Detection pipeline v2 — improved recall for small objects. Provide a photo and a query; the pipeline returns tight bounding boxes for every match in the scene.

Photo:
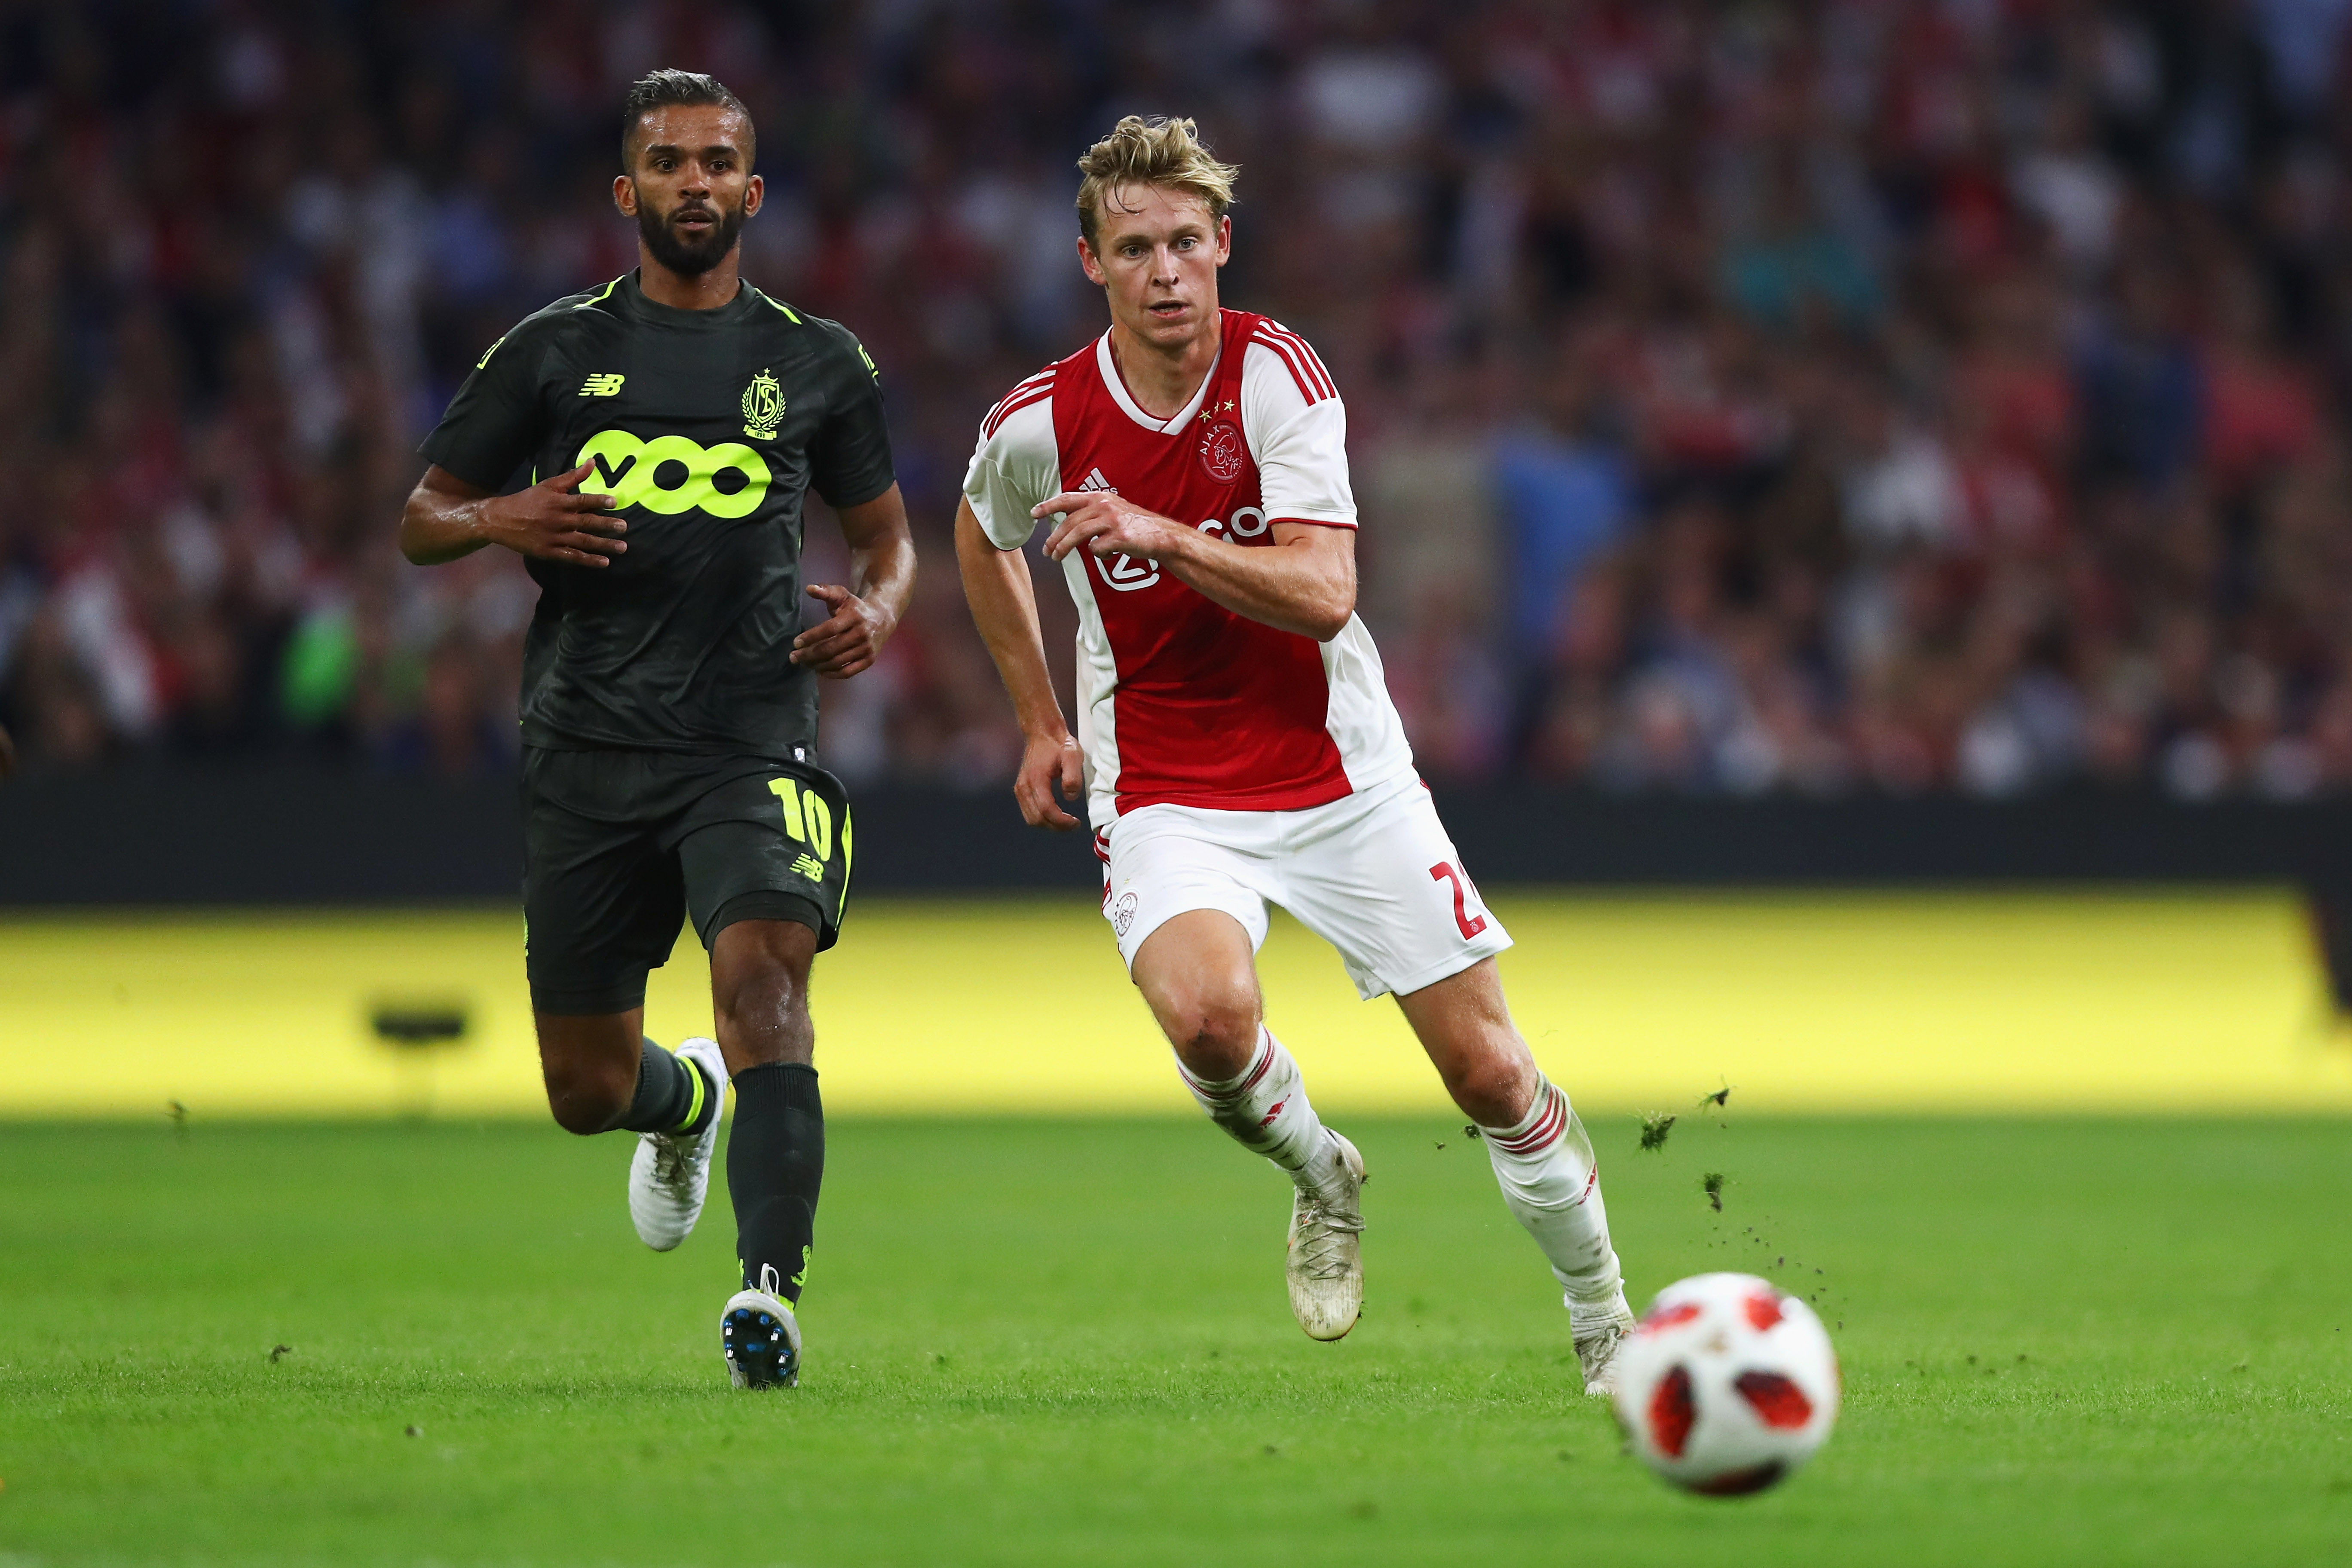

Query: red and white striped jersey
[964,309,1415,825]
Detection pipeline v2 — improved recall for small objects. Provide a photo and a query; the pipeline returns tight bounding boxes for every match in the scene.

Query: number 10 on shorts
[769,777,835,863]
[1429,861,1488,940]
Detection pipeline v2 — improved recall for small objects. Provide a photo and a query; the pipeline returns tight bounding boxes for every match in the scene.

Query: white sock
[1176,1026,1343,1193]
[1483,1076,1628,1336]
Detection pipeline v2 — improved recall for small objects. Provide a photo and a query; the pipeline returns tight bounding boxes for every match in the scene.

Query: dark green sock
[617,1038,714,1135]
[728,1063,823,1303]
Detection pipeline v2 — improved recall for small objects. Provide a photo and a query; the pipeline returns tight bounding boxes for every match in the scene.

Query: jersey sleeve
[417,322,551,491]
[960,386,1059,551]
[808,328,897,510]
[1240,337,1357,529]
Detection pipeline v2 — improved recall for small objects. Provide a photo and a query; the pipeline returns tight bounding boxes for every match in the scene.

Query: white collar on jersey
[1095,331,1222,434]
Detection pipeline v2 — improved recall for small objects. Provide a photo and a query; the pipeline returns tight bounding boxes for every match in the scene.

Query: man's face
[615,104,763,276]
[1078,184,1229,350]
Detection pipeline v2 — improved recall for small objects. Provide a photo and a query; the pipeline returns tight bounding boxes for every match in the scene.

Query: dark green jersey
[418,271,894,758]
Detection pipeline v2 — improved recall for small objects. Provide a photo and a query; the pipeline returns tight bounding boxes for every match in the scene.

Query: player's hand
[1014,730,1085,831]
[1035,492,1193,565]
[791,583,893,679]
[480,463,627,568]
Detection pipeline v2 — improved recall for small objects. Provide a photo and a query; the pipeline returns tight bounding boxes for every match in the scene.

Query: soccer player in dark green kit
[398,70,913,1389]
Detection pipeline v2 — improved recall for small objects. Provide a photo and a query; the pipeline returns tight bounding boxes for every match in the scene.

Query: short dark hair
[620,69,754,172]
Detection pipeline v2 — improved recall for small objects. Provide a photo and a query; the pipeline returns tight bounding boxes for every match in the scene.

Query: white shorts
[1101,775,1513,1001]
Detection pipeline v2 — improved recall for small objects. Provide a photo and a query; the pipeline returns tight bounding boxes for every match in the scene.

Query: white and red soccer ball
[1611,1272,1841,1496]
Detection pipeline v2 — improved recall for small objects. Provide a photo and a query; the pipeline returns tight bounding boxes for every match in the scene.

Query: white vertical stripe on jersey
[1063,547,1127,827]
[1318,615,1415,795]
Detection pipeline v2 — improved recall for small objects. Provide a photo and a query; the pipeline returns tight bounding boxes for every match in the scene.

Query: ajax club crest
[741,368,785,441]
[1199,418,1245,483]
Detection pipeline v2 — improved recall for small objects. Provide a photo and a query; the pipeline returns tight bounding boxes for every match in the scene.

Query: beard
[637,196,744,276]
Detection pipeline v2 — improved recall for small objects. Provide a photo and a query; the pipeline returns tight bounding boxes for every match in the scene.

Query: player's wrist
[1020,720,1072,749]
[1149,513,1204,566]
[470,496,518,552]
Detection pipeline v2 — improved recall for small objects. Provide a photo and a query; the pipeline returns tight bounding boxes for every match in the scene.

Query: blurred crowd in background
[5,0,2352,798]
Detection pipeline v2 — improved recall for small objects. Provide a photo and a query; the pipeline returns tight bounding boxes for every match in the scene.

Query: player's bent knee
[541,1055,634,1136]
[1446,1048,1537,1128]
[1158,989,1261,1075]
[532,1011,645,1135]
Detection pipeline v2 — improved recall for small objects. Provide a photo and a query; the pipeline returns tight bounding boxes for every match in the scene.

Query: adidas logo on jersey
[1069,468,1157,591]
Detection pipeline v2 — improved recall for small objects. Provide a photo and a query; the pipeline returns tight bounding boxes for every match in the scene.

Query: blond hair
[1074,115,1239,250]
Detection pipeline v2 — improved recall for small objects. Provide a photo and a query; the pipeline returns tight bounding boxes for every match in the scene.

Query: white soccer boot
[1286,1130,1366,1341]
[627,1036,725,1252]
[1573,1297,1637,1397]
[723,1267,802,1389]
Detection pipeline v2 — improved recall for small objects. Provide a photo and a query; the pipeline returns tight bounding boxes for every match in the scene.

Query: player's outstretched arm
[956,498,1084,831]
[398,464,626,568]
[1033,491,1357,641]
[792,484,915,680]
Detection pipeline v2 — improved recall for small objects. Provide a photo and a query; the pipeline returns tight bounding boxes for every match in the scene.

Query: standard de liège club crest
[741,368,784,441]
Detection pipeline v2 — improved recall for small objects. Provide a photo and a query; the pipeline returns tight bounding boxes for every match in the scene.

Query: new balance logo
[1076,467,1113,493]
[579,374,626,397]
[790,853,825,883]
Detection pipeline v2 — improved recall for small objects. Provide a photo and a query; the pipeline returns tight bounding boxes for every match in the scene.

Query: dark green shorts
[521,746,853,1016]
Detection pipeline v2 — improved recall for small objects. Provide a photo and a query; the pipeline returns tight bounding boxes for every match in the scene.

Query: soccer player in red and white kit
[956,117,1636,1392]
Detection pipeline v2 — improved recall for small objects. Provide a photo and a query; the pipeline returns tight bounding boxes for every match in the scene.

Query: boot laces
[1292,1197,1363,1282]
[1575,1322,1627,1382]
[650,1131,692,1187]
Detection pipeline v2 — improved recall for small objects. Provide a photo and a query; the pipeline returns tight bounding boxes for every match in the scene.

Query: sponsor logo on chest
[1068,449,1271,596]
[577,429,772,518]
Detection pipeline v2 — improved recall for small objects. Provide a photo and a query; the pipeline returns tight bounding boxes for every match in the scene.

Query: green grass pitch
[2,1115,2346,1566]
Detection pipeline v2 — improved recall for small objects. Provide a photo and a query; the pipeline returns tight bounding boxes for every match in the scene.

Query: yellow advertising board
[1,891,2346,1118]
